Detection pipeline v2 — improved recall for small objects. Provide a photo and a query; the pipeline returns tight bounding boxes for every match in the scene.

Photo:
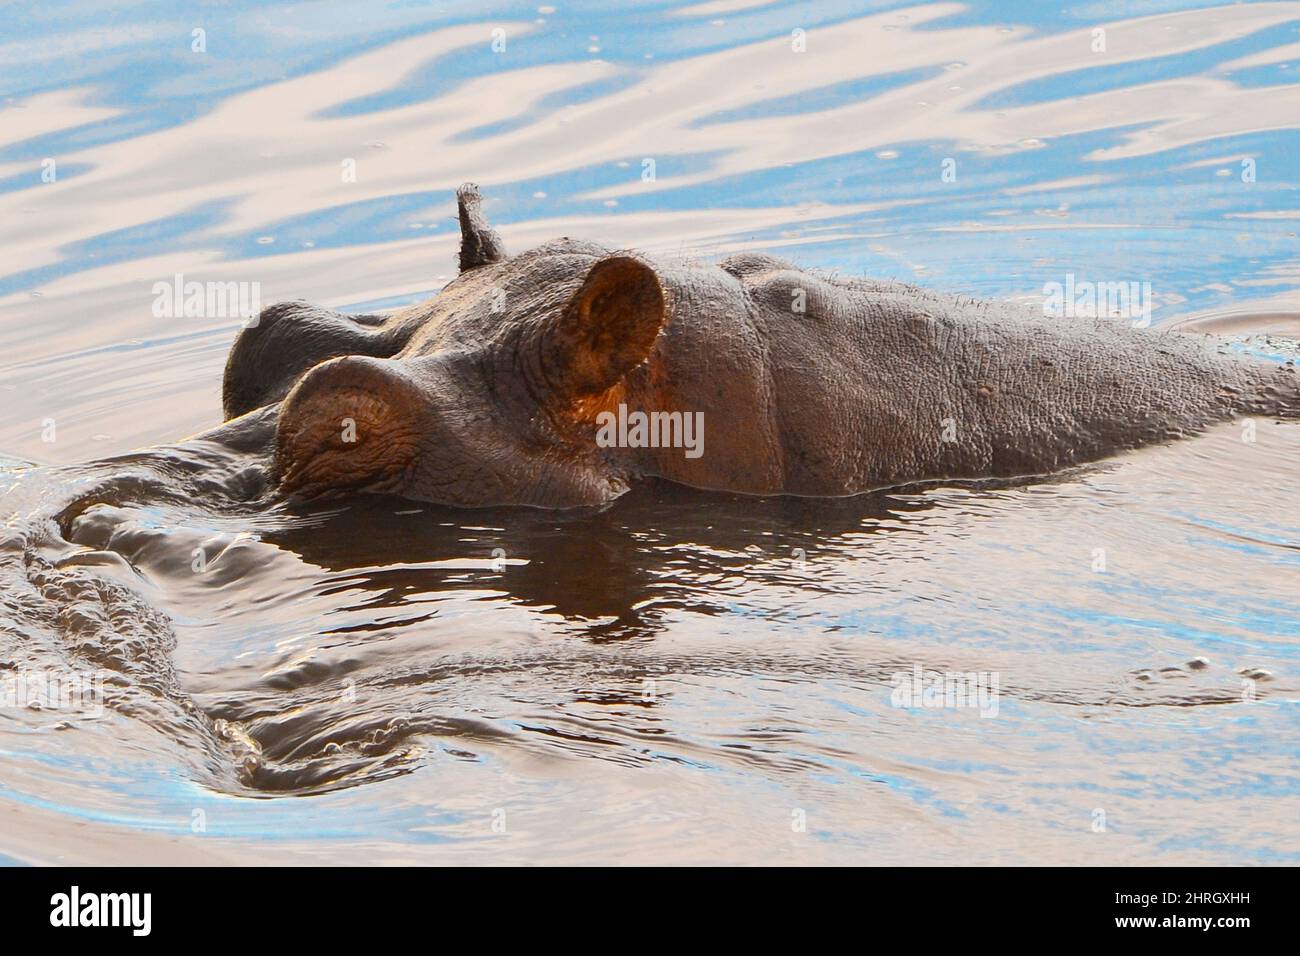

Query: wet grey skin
[218,183,1300,509]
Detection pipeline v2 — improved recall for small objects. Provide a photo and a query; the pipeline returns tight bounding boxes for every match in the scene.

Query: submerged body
[220,184,1299,508]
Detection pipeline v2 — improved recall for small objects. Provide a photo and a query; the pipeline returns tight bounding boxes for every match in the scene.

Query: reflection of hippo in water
[220,183,1300,508]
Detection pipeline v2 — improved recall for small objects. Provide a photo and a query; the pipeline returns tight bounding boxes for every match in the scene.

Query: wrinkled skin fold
[214,182,1300,509]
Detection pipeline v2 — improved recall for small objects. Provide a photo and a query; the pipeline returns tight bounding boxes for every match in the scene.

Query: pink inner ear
[553,255,666,398]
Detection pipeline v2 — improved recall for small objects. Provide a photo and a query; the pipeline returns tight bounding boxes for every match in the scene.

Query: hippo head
[259,187,668,508]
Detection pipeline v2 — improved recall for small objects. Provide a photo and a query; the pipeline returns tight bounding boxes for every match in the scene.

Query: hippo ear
[544,255,666,399]
[457,183,506,272]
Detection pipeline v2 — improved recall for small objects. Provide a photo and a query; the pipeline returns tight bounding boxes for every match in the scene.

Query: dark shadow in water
[261,478,943,641]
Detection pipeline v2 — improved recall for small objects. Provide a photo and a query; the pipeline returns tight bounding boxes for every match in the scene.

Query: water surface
[1,0,1298,864]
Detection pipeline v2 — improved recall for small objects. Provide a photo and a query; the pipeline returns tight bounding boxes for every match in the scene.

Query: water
[2,1,1298,864]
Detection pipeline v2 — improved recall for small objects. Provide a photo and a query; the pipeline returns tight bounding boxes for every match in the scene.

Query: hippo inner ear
[545,255,666,399]
[457,182,506,272]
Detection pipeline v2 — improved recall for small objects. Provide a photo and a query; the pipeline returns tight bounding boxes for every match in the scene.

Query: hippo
[219,183,1300,509]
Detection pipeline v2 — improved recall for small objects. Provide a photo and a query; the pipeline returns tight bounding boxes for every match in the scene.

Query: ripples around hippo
[1,383,1296,863]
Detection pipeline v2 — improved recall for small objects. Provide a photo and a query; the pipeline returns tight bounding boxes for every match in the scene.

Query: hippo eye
[274,355,424,499]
